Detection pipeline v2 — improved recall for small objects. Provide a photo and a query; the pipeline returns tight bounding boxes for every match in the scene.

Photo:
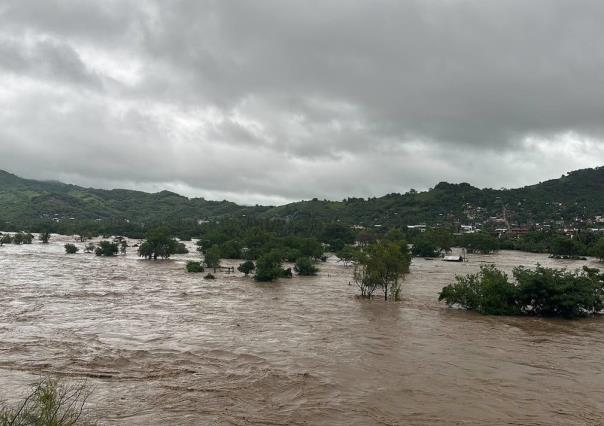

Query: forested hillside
[2,167,604,233]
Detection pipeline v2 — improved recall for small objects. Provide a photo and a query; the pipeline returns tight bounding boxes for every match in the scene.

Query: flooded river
[1,235,604,424]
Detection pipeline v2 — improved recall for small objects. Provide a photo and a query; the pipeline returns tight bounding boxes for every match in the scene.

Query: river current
[1,235,603,424]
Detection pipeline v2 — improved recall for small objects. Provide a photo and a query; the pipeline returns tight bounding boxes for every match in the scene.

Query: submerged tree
[95,240,118,256]
[138,228,178,260]
[64,243,79,254]
[294,257,319,276]
[39,232,51,244]
[186,261,204,273]
[237,260,255,276]
[204,245,221,271]
[255,250,284,282]
[353,240,411,300]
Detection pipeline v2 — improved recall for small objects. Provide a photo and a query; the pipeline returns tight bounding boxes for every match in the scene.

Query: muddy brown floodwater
[2,235,604,425]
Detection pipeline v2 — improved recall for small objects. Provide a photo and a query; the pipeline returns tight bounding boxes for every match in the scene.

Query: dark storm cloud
[1,0,604,204]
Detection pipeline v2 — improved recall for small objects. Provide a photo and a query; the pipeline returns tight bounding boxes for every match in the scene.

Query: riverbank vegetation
[0,378,94,426]
[439,265,604,318]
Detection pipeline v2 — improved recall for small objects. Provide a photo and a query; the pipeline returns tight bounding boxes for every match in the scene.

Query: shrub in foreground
[0,377,94,426]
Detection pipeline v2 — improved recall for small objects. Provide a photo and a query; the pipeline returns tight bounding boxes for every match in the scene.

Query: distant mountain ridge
[1,167,604,228]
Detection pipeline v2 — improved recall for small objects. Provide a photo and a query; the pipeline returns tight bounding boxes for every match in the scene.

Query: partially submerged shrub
[95,241,118,257]
[439,265,519,315]
[294,257,319,276]
[0,377,94,426]
[64,243,79,254]
[439,264,604,318]
[204,273,216,280]
[237,260,255,276]
[186,261,204,273]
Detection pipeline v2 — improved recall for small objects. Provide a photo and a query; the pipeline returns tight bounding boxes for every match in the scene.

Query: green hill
[2,167,604,231]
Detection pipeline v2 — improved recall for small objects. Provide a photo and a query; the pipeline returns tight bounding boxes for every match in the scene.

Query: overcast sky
[1,1,604,205]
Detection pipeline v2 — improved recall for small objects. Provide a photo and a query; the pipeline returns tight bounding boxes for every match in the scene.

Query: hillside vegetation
[2,167,604,232]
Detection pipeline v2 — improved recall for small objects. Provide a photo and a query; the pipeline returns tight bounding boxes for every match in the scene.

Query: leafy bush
[203,245,221,270]
[439,265,519,315]
[12,232,34,245]
[439,264,604,318]
[458,232,499,254]
[294,257,319,276]
[237,260,255,276]
[186,261,204,273]
[137,228,179,260]
[254,250,284,282]
[515,266,604,318]
[411,238,440,257]
[95,240,118,256]
[64,243,79,254]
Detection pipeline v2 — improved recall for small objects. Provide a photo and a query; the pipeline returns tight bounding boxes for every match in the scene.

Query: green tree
[0,233,12,245]
[64,243,79,254]
[515,265,604,318]
[592,237,604,261]
[95,240,118,256]
[39,232,51,244]
[460,232,499,254]
[137,228,178,260]
[439,265,519,315]
[336,245,358,266]
[353,240,411,300]
[549,236,580,257]
[294,257,319,276]
[255,250,284,282]
[204,245,221,271]
[411,236,440,257]
[238,260,255,276]
[186,261,204,273]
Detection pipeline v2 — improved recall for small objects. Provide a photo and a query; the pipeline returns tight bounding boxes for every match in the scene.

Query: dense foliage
[255,250,288,282]
[64,243,79,254]
[439,265,604,318]
[95,241,118,257]
[138,228,180,260]
[237,260,255,276]
[186,261,204,273]
[294,257,319,276]
[5,166,604,239]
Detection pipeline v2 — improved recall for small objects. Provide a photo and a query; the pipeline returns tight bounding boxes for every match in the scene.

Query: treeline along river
[1,235,603,424]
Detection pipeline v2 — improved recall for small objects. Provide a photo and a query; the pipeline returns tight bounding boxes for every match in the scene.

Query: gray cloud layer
[1,0,603,204]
